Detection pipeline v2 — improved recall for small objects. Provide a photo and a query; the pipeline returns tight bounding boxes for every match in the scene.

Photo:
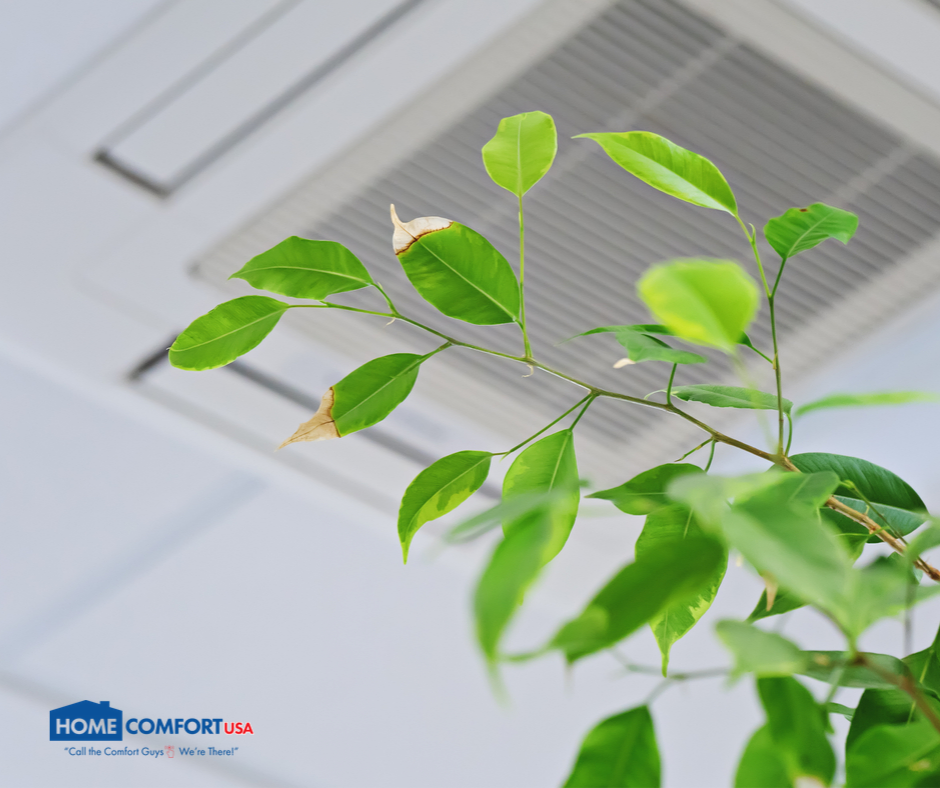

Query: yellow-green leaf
[482,111,557,197]
[638,259,759,352]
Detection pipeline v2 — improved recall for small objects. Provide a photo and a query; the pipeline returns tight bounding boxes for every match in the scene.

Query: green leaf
[907,621,940,698]
[481,111,557,197]
[444,491,567,544]
[334,353,424,435]
[747,588,807,623]
[847,689,929,752]
[169,296,289,371]
[588,463,704,515]
[502,430,579,564]
[667,472,795,526]
[738,332,771,361]
[636,504,727,673]
[576,130,737,214]
[846,720,940,787]
[734,725,792,788]
[669,384,791,413]
[563,706,661,788]
[398,451,492,562]
[757,676,836,785]
[669,470,838,529]
[228,237,373,299]
[764,203,858,260]
[568,326,706,365]
[846,556,940,637]
[799,651,906,690]
[550,535,725,663]
[727,478,926,639]
[637,259,759,352]
[716,621,808,679]
[391,210,519,325]
[907,522,940,563]
[722,489,852,620]
[832,497,927,542]
[795,391,939,419]
[827,702,855,720]
[474,507,553,663]
[790,452,926,515]
[573,323,765,358]
[790,452,927,542]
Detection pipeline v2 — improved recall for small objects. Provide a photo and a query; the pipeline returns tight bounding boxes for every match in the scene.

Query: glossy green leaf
[331,353,424,436]
[757,676,836,785]
[638,259,759,352]
[716,621,807,679]
[229,237,373,299]
[576,130,737,214]
[795,391,939,419]
[569,326,706,365]
[563,706,660,788]
[636,504,727,673]
[791,452,927,543]
[764,203,858,260]
[474,507,553,663]
[734,725,792,788]
[392,213,520,325]
[799,651,906,690]
[169,296,289,371]
[588,463,703,515]
[502,430,579,564]
[669,384,791,413]
[790,452,925,514]
[846,719,940,787]
[832,496,926,542]
[550,535,725,663]
[398,451,492,562]
[482,111,557,197]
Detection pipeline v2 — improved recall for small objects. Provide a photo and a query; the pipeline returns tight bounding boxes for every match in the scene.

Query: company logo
[49,701,253,742]
[50,701,123,741]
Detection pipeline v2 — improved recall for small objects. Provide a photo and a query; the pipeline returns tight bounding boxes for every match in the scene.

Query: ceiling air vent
[192,0,940,485]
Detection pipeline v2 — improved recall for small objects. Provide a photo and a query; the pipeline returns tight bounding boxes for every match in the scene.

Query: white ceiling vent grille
[194,0,940,483]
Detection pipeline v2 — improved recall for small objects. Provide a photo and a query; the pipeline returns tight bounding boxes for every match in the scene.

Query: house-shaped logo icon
[50,701,122,741]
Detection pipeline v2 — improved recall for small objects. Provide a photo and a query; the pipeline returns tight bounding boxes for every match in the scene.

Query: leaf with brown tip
[278,388,339,448]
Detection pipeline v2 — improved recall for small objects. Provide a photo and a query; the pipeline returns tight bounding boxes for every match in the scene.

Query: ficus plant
[170,109,940,786]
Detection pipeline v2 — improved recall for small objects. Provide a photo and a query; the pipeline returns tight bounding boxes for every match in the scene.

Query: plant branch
[736,216,785,455]
[611,651,728,681]
[500,394,592,456]
[305,301,940,579]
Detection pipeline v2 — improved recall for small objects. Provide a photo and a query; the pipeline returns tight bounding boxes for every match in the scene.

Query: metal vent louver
[195,0,940,485]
